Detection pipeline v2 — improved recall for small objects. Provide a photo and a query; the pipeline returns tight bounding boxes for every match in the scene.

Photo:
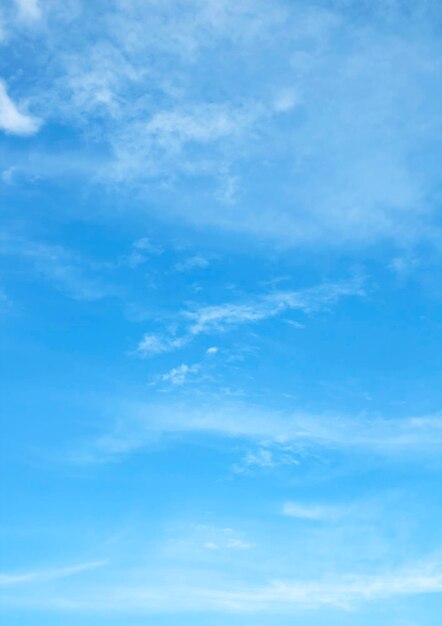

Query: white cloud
[0,560,107,587]
[160,363,200,386]
[206,346,218,355]
[282,502,340,521]
[137,279,363,355]
[273,90,299,113]
[187,280,363,336]
[0,235,115,301]
[137,334,188,356]
[146,107,249,143]
[87,399,442,465]
[51,3,442,245]
[1,166,17,184]
[168,523,254,558]
[0,79,41,136]
[14,0,41,23]
[202,526,254,553]
[225,538,254,550]
[5,1,441,246]
[0,289,10,309]
[234,446,300,473]
[175,256,210,272]
[5,561,442,613]
[123,237,163,267]
[108,101,262,181]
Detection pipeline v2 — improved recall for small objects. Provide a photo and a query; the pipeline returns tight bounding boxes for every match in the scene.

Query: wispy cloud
[122,238,163,268]
[160,363,201,386]
[282,501,341,521]
[0,79,41,136]
[170,523,255,555]
[0,235,116,301]
[10,0,441,245]
[137,334,187,356]
[137,278,363,356]
[0,560,107,587]
[4,561,442,613]
[174,255,210,272]
[85,399,442,464]
[146,105,255,143]
[234,445,300,473]
[14,0,41,23]
[0,288,11,310]
[186,281,362,335]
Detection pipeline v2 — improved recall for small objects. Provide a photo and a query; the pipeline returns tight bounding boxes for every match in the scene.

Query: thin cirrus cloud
[3,561,442,613]
[282,502,341,521]
[174,255,210,273]
[137,279,364,356]
[0,235,116,301]
[85,398,442,465]
[0,560,107,587]
[4,1,442,245]
[0,79,41,136]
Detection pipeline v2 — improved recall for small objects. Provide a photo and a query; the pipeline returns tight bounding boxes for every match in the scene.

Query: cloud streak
[3,561,442,613]
[137,278,364,355]
[82,396,442,466]
[0,79,41,136]
[282,502,341,521]
[0,560,107,587]
[0,235,116,301]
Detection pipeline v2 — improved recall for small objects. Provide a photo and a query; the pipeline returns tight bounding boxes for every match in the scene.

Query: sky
[1,0,442,624]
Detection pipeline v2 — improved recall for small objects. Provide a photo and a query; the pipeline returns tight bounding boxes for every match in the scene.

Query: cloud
[86,398,442,465]
[234,446,300,473]
[14,0,440,246]
[123,238,163,268]
[273,89,299,113]
[137,278,363,355]
[1,166,17,184]
[4,561,442,613]
[160,363,200,386]
[225,538,254,550]
[0,79,41,136]
[180,524,254,554]
[175,256,210,272]
[107,101,262,183]
[66,393,442,472]
[186,282,360,335]
[0,20,6,44]
[145,106,253,143]
[14,0,41,23]
[137,334,187,356]
[0,0,438,245]
[0,288,11,309]
[0,560,107,587]
[282,502,341,521]
[0,235,116,301]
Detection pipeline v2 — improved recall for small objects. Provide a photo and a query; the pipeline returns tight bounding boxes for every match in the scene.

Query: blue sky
[2,0,442,624]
